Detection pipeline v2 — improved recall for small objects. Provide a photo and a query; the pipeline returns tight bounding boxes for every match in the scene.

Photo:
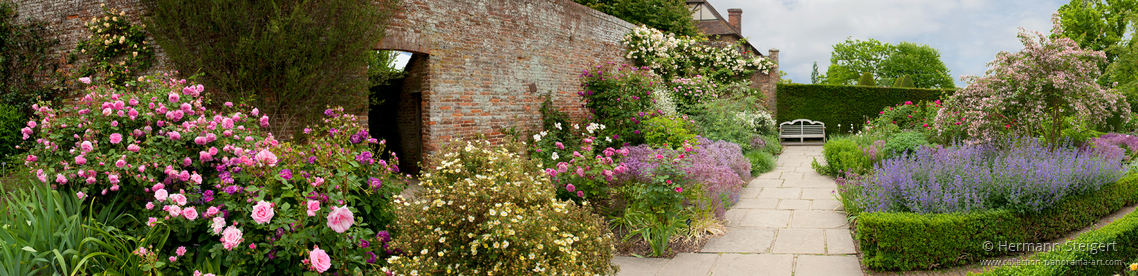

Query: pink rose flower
[182,207,199,220]
[309,245,331,273]
[176,246,187,256]
[78,77,91,84]
[170,194,188,206]
[55,174,67,184]
[167,205,182,218]
[147,217,158,227]
[109,133,123,144]
[109,174,120,184]
[254,149,278,167]
[326,205,354,233]
[154,188,168,202]
[127,144,140,152]
[168,93,180,103]
[145,202,154,210]
[211,217,225,234]
[168,131,181,140]
[205,206,219,217]
[77,191,86,200]
[251,201,274,224]
[311,177,324,187]
[221,226,243,250]
[75,155,87,165]
[307,200,320,217]
[115,159,126,168]
[80,141,93,152]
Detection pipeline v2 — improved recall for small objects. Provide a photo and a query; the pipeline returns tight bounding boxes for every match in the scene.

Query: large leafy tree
[1054,0,1136,66]
[575,0,700,37]
[144,0,398,137]
[877,42,955,89]
[935,28,1129,144]
[824,38,890,85]
[825,38,953,88]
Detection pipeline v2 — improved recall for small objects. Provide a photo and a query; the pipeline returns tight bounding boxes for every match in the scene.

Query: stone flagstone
[612,146,863,276]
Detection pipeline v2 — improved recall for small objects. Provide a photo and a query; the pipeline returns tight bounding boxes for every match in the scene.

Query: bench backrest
[779,119,825,131]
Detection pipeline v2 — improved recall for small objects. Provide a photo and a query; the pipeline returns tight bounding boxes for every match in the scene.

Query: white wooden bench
[779,119,826,142]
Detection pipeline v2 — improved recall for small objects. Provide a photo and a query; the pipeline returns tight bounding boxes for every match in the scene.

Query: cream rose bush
[20,74,408,275]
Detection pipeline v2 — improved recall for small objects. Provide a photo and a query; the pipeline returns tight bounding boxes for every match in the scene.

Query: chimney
[728,8,742,33]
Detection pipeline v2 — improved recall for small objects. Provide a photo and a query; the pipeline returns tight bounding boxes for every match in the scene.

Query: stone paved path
[612,146,864,276]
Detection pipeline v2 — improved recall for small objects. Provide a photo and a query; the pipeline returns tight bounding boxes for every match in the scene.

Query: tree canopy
[575,0,701,37]
[144,0,398,137]
[824,38,954,89]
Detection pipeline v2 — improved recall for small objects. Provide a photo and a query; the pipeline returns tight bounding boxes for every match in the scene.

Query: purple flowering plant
[843,137,1126,215]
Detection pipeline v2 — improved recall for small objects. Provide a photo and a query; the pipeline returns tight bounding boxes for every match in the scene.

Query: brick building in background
[686,0,780,114]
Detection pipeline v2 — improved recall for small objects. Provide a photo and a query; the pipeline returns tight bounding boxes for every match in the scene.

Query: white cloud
[709,0,1066,86]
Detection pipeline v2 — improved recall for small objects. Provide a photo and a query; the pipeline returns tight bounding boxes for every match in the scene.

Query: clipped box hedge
[978,205,1138,275]
[857,174,1138,271]
[775,84,949,135]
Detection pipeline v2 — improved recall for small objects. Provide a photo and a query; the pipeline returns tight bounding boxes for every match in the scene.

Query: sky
[710,0,1069,87]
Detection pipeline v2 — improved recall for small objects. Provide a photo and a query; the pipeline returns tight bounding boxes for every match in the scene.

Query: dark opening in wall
[370,51,424,175]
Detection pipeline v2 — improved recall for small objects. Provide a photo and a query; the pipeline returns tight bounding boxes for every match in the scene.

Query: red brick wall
[14,0,175,76]
[375,0,638,163]
[18,0,779,168]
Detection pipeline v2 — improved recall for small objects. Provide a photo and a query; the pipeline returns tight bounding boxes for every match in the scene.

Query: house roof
[686,0,738,37]
[686,0,762,57]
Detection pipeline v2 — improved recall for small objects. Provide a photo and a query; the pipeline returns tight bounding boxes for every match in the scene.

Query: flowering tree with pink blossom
[935,24,1130,144]
[19,74,407,274]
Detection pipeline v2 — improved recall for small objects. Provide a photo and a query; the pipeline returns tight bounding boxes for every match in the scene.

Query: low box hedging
[857,174,1138,271]
[979,205,1138,275]
[775,84,948,135]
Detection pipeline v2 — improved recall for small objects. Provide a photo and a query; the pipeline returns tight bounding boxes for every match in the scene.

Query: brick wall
[17,0,779,169]
[375,0,640,165]
[14,0,174,76]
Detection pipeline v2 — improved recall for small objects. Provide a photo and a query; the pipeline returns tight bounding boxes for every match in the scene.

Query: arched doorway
[370,50,427,175]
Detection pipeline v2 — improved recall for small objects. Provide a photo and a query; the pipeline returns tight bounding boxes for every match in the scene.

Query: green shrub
[0,103,24,162]
[814,138,873,176]
[858,72,876,86]
[882,131,928,159]
[579,63,660,148]
[756,134,782,155]
[979,206,1138,275]
[385,140,616,275]
[776,83,948,136]
[694,99,753,146]
[643,115,698,149]
[745,150,776,175]
[857,174,1138,271]
[146,0,398,137]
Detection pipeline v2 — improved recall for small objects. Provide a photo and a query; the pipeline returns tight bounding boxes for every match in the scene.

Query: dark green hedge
[857,174,1138,271]
[776,84,949,135]
[978,206,1138,275]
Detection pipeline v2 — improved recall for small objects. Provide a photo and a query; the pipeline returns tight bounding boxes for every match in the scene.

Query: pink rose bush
[19,74,408,274]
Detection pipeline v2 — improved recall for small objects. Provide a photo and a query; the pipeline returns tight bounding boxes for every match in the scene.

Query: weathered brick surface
[17,0,779,169]
[375,0,640,163]
[15,0,174,75]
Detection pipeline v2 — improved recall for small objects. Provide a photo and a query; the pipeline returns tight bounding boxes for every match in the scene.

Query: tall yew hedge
[776,84,950,135]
